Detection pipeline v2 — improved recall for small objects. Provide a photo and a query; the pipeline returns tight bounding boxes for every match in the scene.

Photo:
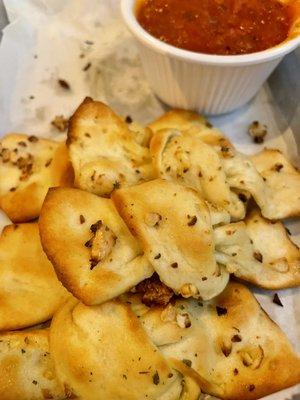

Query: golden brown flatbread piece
[132,282,300,400]
[67,98,153,197]
[113,179,229,300]
[50,297,190,400]
[39,187,153,305]
[0,134,73,222]
[0,329,64,400]
[0,223,69,331]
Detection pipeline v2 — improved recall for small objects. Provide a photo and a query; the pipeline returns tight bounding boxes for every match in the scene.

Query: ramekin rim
[121,0,300,67]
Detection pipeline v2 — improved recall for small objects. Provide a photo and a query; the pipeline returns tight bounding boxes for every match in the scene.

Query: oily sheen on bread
[0,329,64,400]
[0,223,69,331]
[67,97,153,197]
[39,187,153,305]
[113,179,229,300]
[50,297,192,400]
[0,134,73,222]
[130,282,300,400]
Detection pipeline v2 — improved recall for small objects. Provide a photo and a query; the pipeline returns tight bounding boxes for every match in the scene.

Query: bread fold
[39,187,153,305]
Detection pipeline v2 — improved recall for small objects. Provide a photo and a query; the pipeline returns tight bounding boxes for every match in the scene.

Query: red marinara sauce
[136,0,294,55]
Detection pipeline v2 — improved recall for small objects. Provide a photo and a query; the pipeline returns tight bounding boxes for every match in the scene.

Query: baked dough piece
[39,187,153,305]
[0,329,64,400]
[113,179,229,300]
[150,129,247,220]
[150,110,300,220]
[240,208,300,288]
[0,223,69,331]
[221,148,300,220]
[0,134,72,222]
[214,215,300,288]
[67,98,153,197]
[134,282,300,400]
[50,297,191,400]
[251,148,300,219]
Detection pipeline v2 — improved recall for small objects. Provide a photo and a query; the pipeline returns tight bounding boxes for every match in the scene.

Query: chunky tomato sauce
[136,0,293,55]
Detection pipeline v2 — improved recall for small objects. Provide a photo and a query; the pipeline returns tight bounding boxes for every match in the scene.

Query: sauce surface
[136,0,293,55]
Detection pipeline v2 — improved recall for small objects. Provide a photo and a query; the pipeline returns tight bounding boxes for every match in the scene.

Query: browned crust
[67,97,93,146]
[148,109,208,131]
[39,188,95,304]
[0,182,43,223]
[39,187,150,306]
[0,222,69,330]
[67,97,125,146]
[40,189,73,276]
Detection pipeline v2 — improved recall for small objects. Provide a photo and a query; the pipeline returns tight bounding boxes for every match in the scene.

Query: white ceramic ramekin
[121,0,300,115]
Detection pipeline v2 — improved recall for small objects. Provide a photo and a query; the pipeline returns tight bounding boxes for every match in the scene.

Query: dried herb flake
[182,359,192,367]
[187,216,198,226]
[253,252,263,263]
[231,334,242,342]
[58,79,70,90]
[83,62,92,71]
[152,371,160,385]
[273,293,283,307]
[28,135,38,143]
[216,306,227,316]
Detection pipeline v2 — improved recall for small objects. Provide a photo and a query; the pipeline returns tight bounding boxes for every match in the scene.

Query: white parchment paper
[0,1,299,398]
